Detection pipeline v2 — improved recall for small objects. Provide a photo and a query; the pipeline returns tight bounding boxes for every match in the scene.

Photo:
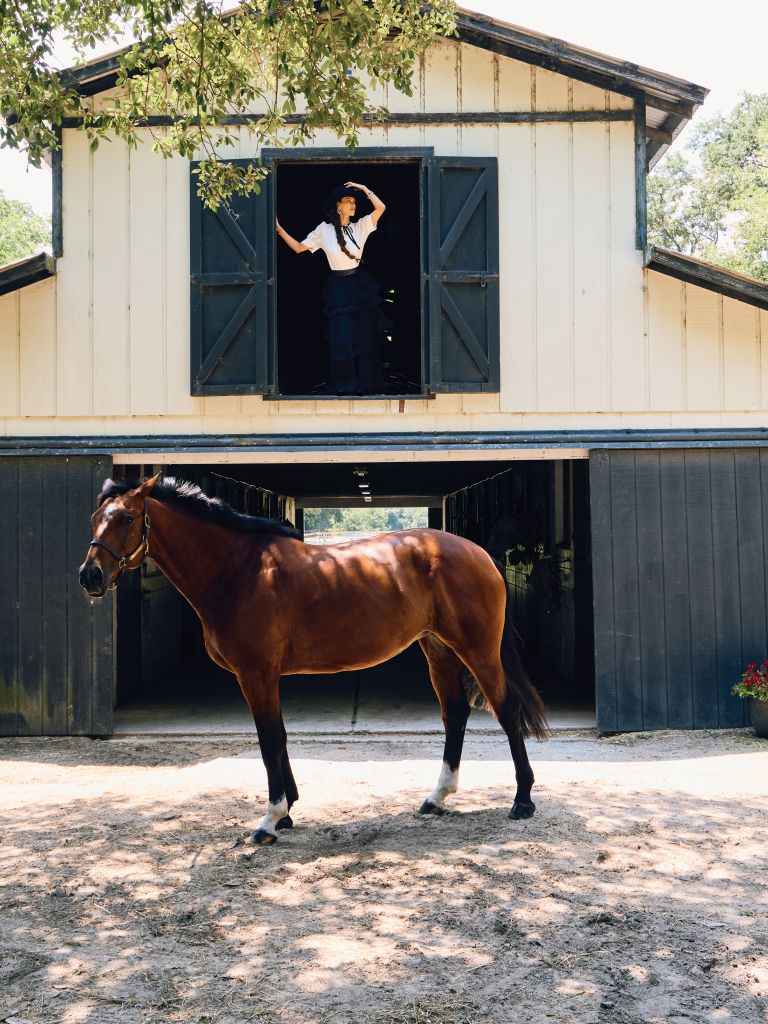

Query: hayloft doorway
[274,160,423,397]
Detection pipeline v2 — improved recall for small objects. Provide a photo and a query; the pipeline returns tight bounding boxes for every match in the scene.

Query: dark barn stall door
[590,449,763,732]
[0,456,114,737]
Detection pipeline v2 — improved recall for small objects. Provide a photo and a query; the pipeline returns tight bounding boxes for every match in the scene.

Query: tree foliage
[304,505,428,534]
[0,0,456,207]
[649,94,768,281]
[0,188,52,263]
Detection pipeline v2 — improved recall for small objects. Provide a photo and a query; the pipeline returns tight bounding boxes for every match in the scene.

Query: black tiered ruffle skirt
[321,268,392,394]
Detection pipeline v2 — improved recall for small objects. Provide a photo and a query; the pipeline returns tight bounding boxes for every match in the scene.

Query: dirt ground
[1,728,767,1024]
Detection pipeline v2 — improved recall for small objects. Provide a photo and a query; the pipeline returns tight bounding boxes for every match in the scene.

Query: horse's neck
[145,500,252,610]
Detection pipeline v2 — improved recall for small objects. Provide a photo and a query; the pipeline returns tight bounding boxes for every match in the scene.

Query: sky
[2,0,767,217]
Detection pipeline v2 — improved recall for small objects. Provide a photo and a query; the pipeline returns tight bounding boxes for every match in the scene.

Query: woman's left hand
[344,181,368,193]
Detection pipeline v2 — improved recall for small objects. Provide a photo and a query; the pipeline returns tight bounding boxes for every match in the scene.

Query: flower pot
[747,697,768,738]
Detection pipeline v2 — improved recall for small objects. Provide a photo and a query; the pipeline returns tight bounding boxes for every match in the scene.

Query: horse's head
[79,474,160,597]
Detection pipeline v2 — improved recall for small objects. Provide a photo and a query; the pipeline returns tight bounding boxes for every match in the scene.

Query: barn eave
[0,251,56,297]
[644,246,768,312]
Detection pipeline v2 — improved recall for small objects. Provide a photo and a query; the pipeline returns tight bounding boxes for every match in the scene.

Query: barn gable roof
[59,7,707,169]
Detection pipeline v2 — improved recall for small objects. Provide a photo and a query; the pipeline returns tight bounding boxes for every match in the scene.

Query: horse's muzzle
[79,560,108,598]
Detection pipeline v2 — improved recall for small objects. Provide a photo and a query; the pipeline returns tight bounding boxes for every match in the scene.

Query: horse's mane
[97,476,301,539]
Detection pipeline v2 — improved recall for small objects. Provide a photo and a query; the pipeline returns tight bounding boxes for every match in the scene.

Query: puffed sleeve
[352,213,377,247]
[301,223,324,253]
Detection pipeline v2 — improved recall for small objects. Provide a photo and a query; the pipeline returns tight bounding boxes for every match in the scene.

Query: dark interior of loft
[274,161,422,397]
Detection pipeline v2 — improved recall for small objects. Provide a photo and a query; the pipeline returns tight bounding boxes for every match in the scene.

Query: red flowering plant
[732,661,768,702]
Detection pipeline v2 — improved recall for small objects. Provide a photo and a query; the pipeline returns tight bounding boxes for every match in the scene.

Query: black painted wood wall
[0,456,114,736]
[590,449,755,732]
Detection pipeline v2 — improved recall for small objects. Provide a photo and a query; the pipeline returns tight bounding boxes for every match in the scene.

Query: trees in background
[304,507,428,535]
[648,94,768,281]
[0,189,51,263]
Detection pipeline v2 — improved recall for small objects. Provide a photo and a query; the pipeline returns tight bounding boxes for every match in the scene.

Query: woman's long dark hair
[330,209,361,263]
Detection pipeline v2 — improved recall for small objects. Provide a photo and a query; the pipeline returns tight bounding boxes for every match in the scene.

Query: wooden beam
[61,109,634,130]
[634,100,647,250]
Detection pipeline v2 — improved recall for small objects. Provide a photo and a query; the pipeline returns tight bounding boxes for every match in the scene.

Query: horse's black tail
[492,558,551,741]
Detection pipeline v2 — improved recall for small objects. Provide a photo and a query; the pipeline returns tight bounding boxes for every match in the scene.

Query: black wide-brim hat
[322,184,369,222]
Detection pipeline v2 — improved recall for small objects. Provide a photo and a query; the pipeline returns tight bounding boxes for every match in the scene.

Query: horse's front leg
[238,672,296,846]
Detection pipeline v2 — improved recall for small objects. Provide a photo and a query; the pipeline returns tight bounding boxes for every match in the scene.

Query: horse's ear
[130,473,162,500]
[96,477,118,506]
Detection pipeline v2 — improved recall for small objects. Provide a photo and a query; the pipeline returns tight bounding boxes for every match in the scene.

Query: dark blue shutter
[427,156,500,392]
[190,161,270,395]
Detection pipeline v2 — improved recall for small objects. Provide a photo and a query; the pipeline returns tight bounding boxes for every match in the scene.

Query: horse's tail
[490,557,550,741]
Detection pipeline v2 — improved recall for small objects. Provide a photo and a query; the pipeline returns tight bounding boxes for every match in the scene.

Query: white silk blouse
[301,214,377,270]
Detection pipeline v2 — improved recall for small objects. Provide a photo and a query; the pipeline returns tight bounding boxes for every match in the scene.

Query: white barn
[2,9,767,737]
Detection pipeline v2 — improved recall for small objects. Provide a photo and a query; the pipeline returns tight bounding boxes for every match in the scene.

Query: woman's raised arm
[344,182,386,226]
[276,218,309,253]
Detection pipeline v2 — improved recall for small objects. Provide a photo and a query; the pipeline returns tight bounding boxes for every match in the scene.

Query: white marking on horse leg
[257,796,288,837]
[427,762,460,810]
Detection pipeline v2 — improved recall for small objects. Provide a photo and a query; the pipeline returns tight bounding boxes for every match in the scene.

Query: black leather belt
[334,267,359,276]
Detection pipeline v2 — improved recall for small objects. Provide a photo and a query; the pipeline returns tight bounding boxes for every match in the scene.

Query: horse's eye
[125,516,135,525]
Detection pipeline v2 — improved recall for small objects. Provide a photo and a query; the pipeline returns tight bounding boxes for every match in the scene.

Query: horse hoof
[419,800,445,816]
[509,800,536,820]
[251,829,278,846]
[276,815,293,831]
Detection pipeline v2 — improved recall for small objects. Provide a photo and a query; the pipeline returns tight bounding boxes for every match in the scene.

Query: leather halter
[89,508,151,590]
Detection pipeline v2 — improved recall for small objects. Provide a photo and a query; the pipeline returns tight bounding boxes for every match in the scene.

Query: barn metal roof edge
[4,428,768,458]
[0,251,56,297]
[644,246,768,311]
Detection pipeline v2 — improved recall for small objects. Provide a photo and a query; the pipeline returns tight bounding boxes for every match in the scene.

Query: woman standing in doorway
[276,181,388,395]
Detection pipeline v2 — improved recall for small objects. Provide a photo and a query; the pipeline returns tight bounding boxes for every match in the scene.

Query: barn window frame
[190,146,500,398]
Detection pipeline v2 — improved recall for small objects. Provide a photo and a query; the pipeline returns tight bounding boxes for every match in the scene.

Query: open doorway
[274,161,423,396]
[111,457,595,734]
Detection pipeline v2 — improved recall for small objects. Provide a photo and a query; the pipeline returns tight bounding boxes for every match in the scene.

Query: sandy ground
[1,729,767,1024]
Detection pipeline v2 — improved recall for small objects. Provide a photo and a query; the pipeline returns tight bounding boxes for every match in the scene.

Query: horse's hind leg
[238,672,296,846]
[418,635,471,816]
[451,649,536,820]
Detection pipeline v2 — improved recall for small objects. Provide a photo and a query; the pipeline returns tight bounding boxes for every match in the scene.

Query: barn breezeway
[109,451,596,737]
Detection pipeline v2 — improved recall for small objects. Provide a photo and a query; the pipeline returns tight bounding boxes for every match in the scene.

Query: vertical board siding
[683,286,721,410]
[534,125,573,410]
[0,456,114,737]
[722,298,760,409]
[658,452,694,728]
[17,459,44,735]
[165,153,199,417]
[608,453,643,729]
[710,453,742,727]
[572,122,610,410]
[0,460,19,734]
[57,129,92,416]
[19,279,56,416]
[634,452,668,727]
[684,451,720,727]
[129,138,167,415]
[0,291,20,417]
[589,452,618,730]
[92,134,130,415]
[591,449,750,732]
[646,272,685,409]
[41,458,70,734]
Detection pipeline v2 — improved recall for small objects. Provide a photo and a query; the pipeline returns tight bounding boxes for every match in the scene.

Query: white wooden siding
[2,38,766,438]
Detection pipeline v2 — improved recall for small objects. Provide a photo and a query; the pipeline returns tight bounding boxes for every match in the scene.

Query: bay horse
[79,475,549,845]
